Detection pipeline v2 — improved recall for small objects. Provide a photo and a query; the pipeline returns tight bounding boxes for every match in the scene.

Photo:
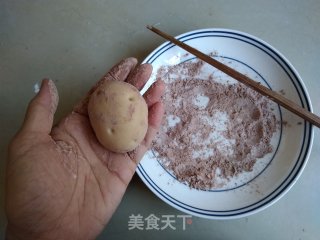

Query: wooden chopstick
[147,25,320,128]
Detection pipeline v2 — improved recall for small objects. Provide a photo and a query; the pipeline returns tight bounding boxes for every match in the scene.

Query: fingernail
[47,79,59,114]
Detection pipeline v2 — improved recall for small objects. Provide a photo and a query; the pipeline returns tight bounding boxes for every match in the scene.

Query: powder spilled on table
[153,57,278,190]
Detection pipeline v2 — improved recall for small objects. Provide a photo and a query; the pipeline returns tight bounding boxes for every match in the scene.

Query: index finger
[73,57,138,115]
[126,63,153,90]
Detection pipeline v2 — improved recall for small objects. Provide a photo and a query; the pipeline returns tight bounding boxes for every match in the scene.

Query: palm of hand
[6,58,164,240]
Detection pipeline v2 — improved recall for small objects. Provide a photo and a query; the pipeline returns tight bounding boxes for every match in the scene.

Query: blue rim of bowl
[137,29,314,219]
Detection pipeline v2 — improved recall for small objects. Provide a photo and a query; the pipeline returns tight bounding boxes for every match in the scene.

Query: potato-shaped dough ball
[88,80,148,153]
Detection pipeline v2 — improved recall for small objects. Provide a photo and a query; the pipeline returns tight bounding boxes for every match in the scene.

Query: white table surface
[0,0,319,239]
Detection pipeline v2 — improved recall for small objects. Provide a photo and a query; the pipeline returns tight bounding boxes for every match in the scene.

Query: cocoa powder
[153,58,277,190]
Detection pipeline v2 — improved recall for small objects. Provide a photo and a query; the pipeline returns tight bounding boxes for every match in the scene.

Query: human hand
[5,58,164,240]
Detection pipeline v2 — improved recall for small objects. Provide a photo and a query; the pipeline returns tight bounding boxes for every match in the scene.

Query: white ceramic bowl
[137,29,314,219]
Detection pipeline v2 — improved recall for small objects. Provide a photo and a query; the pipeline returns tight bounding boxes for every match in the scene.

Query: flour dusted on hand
[153,57,278,190]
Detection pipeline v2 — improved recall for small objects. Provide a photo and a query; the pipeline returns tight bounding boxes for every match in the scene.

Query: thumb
[21,79,59,135]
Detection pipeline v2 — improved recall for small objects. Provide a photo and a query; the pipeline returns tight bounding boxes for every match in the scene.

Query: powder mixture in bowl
[153,56,278,190]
